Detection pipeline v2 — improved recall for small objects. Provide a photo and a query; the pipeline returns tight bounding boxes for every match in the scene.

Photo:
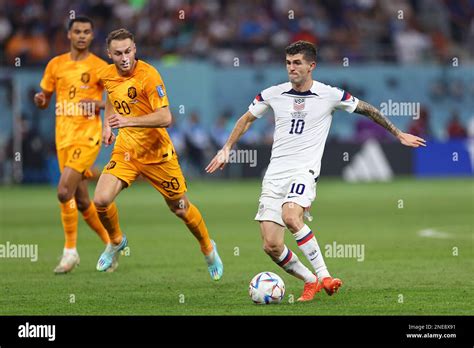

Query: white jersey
[248,80,359,180]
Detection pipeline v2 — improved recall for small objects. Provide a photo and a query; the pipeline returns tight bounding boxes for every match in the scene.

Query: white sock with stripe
[275,245,316,283]
[293,225,330,280]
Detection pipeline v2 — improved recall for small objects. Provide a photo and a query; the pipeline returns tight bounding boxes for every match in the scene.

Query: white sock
[293,225,330,280]
[64,248,77,255]
[276,245,317,283]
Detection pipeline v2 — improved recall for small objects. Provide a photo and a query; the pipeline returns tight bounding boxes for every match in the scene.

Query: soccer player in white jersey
[206,41,426,302]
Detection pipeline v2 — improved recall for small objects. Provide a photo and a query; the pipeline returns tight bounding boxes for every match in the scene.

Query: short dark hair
[68,16,94,31]
[285,41,317,63]
[106,28,135,47]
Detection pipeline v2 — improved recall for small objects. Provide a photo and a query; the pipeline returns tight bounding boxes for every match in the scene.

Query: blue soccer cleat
[205,240,223,281]
[96,235,128,272]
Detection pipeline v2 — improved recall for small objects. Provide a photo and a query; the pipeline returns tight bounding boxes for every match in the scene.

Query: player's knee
[75,197,90,211]
[282,213,301,232]
[263,242,283,258]
[57,186,74,203]
[93,195,112,209]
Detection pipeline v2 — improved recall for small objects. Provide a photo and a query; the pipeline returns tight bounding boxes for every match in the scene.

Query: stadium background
[0,0,473,182]
[0,0,472,316]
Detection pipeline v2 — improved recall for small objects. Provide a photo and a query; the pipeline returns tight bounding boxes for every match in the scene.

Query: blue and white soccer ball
[249,272,285,304]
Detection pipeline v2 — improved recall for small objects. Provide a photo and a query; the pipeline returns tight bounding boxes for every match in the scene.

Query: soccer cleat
[205,240,223,281]
[297,276,322,302]
[96,235,128,272]
[321,277,343,296]
[105,252,120,273]
[54,252,80,274]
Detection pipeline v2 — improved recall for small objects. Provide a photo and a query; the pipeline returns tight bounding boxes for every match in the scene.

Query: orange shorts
[57,143,100,178]
[102,152,187,199]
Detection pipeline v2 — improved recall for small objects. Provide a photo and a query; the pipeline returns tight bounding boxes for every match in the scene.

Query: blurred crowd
[1,92,472,183]
[1,0,473,182]
[1,0,473,66]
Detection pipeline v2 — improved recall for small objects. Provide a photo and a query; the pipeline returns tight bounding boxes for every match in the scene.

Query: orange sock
[181,203,213,255]
[96,202,123,245]
[60,199,78,249]
[81,202,110,244]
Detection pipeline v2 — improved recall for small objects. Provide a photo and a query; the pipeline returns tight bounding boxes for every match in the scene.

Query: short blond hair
[106,28,134,46]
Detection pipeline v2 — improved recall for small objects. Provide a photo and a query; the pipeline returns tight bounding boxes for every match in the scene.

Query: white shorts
[254,171,318,226]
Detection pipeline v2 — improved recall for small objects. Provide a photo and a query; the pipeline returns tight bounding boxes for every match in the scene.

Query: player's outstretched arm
[108,106,172,129]
[205,111,257,173]
[33,90,53,109]
[354,100,426,148]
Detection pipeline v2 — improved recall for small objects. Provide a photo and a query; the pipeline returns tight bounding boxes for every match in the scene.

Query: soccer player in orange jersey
[34,16,112,274]
[93,29,223,280]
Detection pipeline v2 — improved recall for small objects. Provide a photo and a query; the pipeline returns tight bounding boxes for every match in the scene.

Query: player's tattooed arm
[354,100,427,148]
[354,100,400,137]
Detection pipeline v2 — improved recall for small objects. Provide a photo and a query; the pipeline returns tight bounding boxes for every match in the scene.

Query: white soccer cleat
[54,251,80,274]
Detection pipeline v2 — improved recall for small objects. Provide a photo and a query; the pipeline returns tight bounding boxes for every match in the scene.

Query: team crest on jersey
[293,98,305,111]
[81,72,90,83]
[106,160,116,170]
[128,86,137,99]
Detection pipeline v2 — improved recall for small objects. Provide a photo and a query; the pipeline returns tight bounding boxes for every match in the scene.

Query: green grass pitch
[0,178,472,315]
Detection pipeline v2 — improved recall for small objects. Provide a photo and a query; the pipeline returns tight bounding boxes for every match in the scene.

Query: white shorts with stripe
[254,170,318,227]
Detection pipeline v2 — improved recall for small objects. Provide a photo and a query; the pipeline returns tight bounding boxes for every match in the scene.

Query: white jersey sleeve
[327,86,359,113]
[248,86,279,118]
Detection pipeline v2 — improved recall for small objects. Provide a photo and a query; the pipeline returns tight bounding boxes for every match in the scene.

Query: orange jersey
[98,60,174,164]
[40,53,107,149]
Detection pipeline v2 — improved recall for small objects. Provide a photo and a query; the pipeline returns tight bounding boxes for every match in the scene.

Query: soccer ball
[248,272,285,304]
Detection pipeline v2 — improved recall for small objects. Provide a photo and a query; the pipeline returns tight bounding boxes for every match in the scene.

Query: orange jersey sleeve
[40,56,58,93]
[142,66,169,110]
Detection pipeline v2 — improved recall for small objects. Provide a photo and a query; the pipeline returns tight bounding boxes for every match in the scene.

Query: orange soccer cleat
[297,277,323,302]
[321,277,343,296]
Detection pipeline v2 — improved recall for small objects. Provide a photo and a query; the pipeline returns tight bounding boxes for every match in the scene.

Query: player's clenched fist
[205,147,230,173]
[34,92,47,109]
